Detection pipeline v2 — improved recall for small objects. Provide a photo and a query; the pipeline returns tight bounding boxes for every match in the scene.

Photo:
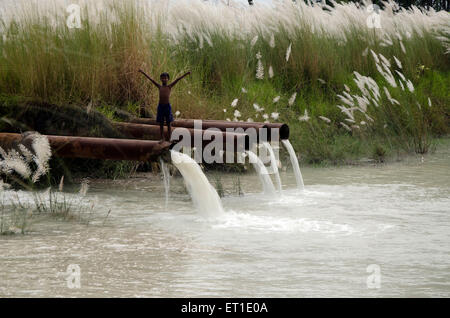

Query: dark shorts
[156,103,174,123]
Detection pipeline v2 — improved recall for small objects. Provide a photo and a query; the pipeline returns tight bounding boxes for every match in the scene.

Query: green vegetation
[0,185,102,235]
[0,1,448,166]
[0,131,110,235]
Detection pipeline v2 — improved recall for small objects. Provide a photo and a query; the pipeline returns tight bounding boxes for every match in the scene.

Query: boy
[138,69,191,142]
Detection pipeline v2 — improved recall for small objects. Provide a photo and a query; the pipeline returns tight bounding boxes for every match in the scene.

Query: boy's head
[160,72,169,85]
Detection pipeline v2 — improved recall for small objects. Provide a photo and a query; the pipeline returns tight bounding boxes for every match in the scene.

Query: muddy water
[0,145,449,297]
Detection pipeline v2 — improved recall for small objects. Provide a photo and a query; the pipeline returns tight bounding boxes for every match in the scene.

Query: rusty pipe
[0,133,172,162]
[129,118,289,140]
[262,123,290,140]
[113,122,252,151]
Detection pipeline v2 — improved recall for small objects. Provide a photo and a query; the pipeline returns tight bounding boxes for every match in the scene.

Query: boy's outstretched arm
[169,71,191,88]
[138,69,160,88]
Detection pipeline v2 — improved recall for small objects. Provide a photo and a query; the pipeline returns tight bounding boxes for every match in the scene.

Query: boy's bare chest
[159,86,171,97]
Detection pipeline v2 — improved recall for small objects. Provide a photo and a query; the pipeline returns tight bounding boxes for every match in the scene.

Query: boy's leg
[159,122,164,142]
[157,103,165,142]
[167,103,174,141]
[167,121,172,141]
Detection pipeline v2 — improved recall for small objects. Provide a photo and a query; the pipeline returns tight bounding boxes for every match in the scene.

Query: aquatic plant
[1,183,100,235]
[0,134,106,234]
[0,133,51,187]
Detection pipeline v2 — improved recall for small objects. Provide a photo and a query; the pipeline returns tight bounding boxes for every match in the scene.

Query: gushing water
[245,150,276,194]
[160,158,171,209]
[262,142,282,192]
[170,150,223,216]
[281,139,304,189]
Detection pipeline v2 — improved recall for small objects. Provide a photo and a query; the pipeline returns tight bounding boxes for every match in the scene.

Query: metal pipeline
[113,122,252,151]
[129,118,290,140]
[0,133,172,162]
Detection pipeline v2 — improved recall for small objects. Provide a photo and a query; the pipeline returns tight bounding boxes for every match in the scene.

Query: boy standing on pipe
[138,69,191,142]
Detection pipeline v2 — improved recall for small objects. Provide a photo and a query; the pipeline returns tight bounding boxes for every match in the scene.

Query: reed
[0,134,107,234]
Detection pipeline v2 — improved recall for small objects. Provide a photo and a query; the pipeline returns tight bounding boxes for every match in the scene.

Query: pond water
[0,144,449,297]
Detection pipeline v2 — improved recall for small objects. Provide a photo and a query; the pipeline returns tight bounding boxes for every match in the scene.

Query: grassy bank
[0,0,449,165]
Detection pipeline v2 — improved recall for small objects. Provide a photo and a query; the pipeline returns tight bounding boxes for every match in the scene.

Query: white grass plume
[319,116,331,123]
[400,41,406,54]
[394,56,402,69]
[362,47,368,57]
[0,148,31,179]
[298,109,310,122]
[18,144,33,163]
[370,50,380,64]
[379,54,391,68]
[253,103,264,112]
[395,70,406,81]
[338,93,354,107]
[4,0,448,49]
[406,79,415,92]
[269,33,275,48]
[0,133,51,183]
[58,175,64,192]
[286,43,292,62]
[250,35,258,47]
[31,133,52,183]
[256,59,264,79]
[288,92,297,106]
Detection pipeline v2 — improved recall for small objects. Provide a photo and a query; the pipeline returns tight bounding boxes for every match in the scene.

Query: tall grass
[0,184,98,235]
[0,133,107,234]
[0,0,449,162]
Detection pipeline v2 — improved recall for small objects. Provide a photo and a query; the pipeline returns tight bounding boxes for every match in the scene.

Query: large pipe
[0,133,172,162]
[113,122,252,150]
[129,118,290,140]
[263,123,290,140]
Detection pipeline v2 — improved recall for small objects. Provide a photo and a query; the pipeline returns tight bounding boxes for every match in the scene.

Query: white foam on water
[212,210,354,235]
[170,150,223,217]
[262,142,283,192]
[245,150,276,194]
[282,139,305,189]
